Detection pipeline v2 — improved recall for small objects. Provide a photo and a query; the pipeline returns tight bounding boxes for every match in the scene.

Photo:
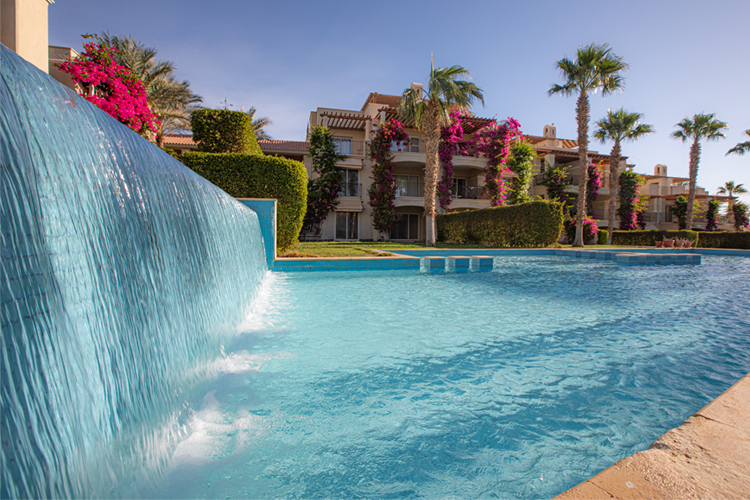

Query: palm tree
[718,181,748,217]
[548,43,628,246]
[594,109,654,244]
[98,33,202,146]
[727,129,750,156]
[672,113,727,229]
[399,57,484,246]
[246,106,273,140]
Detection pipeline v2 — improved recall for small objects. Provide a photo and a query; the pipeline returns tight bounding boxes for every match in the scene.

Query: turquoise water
[151,256,750,499]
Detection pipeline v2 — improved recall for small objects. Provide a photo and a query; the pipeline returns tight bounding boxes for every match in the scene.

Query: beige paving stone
[553,479,614,499]
[695,374,750,431]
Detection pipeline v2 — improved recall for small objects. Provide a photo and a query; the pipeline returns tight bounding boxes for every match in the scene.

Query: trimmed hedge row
[611,230,750,249]
[597,229,609,245]
[611,230,699,246]
[182,152,307,251]
[191,109,262,155]
[437,201,564,247]
[695,231,750,249]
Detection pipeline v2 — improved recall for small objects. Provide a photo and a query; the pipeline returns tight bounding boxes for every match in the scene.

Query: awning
[334,199,363,212]
[336,161,363,170]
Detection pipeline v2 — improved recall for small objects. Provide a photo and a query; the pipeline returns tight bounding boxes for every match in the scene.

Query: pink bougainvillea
[57,36,158,135]
[368,119,409,234]
[437,109,474,210]
[473,117,523,206]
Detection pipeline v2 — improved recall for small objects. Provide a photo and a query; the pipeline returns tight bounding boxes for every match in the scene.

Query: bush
[611,230,698,246]
[564,216,598,244]
[597,229,609,245]
[182,152,307,251]
[437,201,564,247]
[696,232,750,249]
[191,109,262,155]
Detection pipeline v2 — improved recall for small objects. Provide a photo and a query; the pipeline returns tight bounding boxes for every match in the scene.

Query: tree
[594,108,654,244]
[246,106,273,140]
[718,181,748,218]
[399,57,484,246]
[548,42,628,246]
[727,129,750,156]
[672,113,728,230]
[98,33,202,147]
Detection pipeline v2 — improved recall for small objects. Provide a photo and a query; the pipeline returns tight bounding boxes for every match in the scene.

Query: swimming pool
[148,255,750,499]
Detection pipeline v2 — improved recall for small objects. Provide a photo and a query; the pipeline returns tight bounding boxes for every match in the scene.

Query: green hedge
[191,109,262,155]
[437,201,564,247]
[597,229,609,245]
[182,152,307,251]
[611,230,698,246]
[696,231,750,249]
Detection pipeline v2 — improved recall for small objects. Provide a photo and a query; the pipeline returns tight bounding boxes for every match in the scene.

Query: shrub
[617,170,642,230]
[190,109,262,155]
[182,152,307,251]
[671,195,689,230]
[437,200,564,247]
[705,200,720,231]
[732,202,749,231]
[506,140,537,205]
[611,230,698,246]
[303,125,345,235]
[597,229,609,245]
[697,232,750,249]
[564,215,598,243]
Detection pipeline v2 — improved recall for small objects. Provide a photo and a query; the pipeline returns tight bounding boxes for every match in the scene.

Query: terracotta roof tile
[258,140,309,152]
[163,134,196,146]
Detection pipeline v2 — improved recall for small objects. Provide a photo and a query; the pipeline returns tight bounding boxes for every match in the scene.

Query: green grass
[279,241,646,258]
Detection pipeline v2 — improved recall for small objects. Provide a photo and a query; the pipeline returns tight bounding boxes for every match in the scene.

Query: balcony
[450,185,487,200]
[334,140,368,157]
[395,181,423,198]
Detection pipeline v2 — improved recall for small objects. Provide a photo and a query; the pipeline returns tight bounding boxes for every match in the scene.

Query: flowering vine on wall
[586,163,602,216]
[617,170,642,230]
[302,125,345,236]
[437,109,474,210]
[473,117,523,206]
[368,119,408,236]
[57,35,158,135]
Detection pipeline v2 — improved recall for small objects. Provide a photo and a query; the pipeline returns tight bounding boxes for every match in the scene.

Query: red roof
[163,134,196,146]
[258,140,308,152]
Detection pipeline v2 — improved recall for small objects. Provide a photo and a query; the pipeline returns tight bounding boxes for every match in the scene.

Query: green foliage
[303,125,345,235]
[597,229,609,245]
[697,232,750,249]
[182,152,307,251]
[161,147,179,159]
[671,195,689,229]
[733,201,750,230]
[611,230,698,246]
[540,163,572,208]
[617,170,642,230]
[506,141,537,205]
[705,200,720,231]
[190,109,262,154]
[436,201,564,247]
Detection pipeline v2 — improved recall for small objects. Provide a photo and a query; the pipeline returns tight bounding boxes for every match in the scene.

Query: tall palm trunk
[423,102,441,246]
[686,139,700,230]
[573,93,590,247]
[607,140,621,244]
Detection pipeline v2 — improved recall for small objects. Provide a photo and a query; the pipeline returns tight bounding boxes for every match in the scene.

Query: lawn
[279,241,646,258]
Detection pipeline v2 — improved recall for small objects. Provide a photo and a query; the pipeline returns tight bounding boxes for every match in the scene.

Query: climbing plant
[733,202,749,231]
[586,162,602,215]
[506,140,537,205]
[540,162,572,209]
[368,119,409,236]
[671,195,689,230]
[437,109,474,210]
[302,125,345,235]
[617,170,642,230]
[705,199,720,231]
[474,117,522,206]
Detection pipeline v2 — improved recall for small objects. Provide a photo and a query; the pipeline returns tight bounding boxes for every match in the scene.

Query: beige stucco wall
[1,0,51,73]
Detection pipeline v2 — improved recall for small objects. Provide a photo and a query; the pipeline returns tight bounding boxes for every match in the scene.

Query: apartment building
[302,89,627,241]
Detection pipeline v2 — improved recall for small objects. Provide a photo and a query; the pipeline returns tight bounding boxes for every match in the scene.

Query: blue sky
[49,0,750,201]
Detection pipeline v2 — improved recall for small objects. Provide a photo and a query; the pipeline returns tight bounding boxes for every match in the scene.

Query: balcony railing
[334,141,367,156]
[450,186,487,200]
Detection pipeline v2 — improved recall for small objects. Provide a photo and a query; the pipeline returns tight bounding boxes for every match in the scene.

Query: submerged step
[421,256,446,273]
[615,252,702,266]
[470,255,494,271]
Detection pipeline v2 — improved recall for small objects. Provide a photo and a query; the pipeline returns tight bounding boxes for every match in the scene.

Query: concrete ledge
[554,372,750,500]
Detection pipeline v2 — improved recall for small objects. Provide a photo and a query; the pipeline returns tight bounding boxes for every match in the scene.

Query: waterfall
[0,46,267,498]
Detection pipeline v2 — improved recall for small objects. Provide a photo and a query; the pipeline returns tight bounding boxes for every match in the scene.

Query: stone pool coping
[554,372,750,499]
[272,247,749,272]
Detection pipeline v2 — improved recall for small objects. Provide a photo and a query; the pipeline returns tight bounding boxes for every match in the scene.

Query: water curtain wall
[0,47,267,497]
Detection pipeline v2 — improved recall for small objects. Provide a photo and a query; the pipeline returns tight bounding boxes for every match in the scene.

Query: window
[338,169,360,197]
[333,137,352,156]
[451,178,467,198]
[335,212,358,240]
[395,175,420,197]
[408,137,421,153]
[392,214,419,240]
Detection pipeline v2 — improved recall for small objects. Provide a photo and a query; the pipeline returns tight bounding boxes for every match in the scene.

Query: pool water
[149,256,750,499]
